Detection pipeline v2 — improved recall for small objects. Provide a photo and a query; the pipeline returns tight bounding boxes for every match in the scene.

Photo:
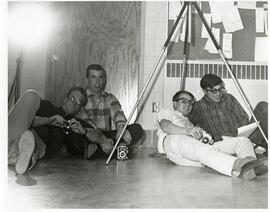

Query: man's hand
[186,127,203,140]
[69,118,86,135]
[48,115,66,126]
[100,138,114,154]
[116,125,132,145]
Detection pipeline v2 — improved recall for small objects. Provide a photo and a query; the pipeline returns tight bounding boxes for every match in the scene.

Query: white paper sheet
[180,7,191,43]
[237,122,258,137]
[204,28,220,54]
[169,1,183,20]
[193,1,202,14]
[264,10,268,35]
[222,33,233,59]
[255,37,268,62]
[201,13,212,39]
[209,1,222,24]
[223,6,244,33]
[209,1,234,24]
[237,1,256,10]
[170,19,183,42]
[256,8,264,33]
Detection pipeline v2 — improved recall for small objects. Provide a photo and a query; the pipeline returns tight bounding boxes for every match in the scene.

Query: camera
[200,131,214,145]
[117,145,129,160]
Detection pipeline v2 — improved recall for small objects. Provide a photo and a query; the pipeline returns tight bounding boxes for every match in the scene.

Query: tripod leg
[192,2,268,143]
[180,3,191,90]
[106,2,189,165]
[15,54,23,103]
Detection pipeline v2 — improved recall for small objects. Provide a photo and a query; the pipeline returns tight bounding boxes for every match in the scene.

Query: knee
[129,123,145,138]
[239,137,253,147]
[22,90,41,104]
[9,89,41,115]
[133,123,144,133]
[255,101,268,113]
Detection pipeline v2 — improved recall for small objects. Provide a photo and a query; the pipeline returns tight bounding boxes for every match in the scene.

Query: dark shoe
[242,168,256,180]
[254,165,268,175]
[253,156,268,175]
[84,143,97,159]
[232,156,266,180]
[15,130,37,175]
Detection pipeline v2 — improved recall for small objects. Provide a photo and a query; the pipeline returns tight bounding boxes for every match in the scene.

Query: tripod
[8,49,23,108]
[106,1,268,165]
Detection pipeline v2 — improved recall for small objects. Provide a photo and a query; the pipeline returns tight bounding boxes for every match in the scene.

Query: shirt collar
[203,95,212,103]
[174,110,188,119]
[202,94,225,106]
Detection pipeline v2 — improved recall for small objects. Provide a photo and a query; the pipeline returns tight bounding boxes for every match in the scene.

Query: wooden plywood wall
[46,2,141,117]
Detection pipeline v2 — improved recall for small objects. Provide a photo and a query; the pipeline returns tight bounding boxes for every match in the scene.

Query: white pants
[164,135,256,176]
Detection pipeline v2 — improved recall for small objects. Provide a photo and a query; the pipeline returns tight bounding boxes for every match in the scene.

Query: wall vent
[166,60,268,80]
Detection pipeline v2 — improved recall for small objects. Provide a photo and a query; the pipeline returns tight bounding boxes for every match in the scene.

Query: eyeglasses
[175,98,195,105]
[69,95,82,106]
[206,86,227,94]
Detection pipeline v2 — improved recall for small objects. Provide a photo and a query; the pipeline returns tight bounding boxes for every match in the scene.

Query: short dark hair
[86,64,107,80]
[67,87,88,107]
[200,74,223,89]
[172,90,195,102]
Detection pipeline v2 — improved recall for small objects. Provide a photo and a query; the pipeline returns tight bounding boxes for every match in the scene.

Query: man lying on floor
[155,90,266,180]
[8,87,93,175]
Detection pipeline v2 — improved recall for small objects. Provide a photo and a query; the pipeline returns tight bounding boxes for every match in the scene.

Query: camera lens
[201,137,209,144]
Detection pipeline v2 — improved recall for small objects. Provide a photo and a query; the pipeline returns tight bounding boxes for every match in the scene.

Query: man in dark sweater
[8,87,91,175]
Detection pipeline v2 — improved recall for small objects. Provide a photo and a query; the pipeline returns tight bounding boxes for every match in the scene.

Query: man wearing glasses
[8,87,92,175]
[189,74,268,156]
[64,64,144,159]
[155,90,265,179]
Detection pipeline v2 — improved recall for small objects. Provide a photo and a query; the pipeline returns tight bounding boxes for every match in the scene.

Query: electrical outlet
[152,102,159,113]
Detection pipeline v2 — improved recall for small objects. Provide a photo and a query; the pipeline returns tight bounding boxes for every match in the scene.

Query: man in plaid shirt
[65,64,144,158]
[189,74,268,155]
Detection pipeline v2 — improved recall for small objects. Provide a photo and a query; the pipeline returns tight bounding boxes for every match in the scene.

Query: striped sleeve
[229,94,249,127]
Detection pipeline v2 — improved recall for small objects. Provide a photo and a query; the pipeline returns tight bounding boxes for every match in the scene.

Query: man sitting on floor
[64,64,145,159]
[189,74,268,155]
[155,90,265,180]
[8,87,92,175]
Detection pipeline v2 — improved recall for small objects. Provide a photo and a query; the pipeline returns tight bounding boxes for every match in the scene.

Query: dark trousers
[64,123,144,158]
[249,101,268,150]
[33,125,66,159]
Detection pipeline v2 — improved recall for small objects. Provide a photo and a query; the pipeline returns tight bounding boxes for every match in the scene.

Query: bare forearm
[160,119,204,140]
[159,120,188,135]
[85,129,107,144]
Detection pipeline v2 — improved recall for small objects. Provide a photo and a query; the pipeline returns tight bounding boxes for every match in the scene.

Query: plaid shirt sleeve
[189,102,200,126]
[108,94,127,130]
[229,94,249,126]
[75,109,97,129]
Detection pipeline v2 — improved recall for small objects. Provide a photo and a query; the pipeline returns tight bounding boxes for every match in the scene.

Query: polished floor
[7,146,268,209]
